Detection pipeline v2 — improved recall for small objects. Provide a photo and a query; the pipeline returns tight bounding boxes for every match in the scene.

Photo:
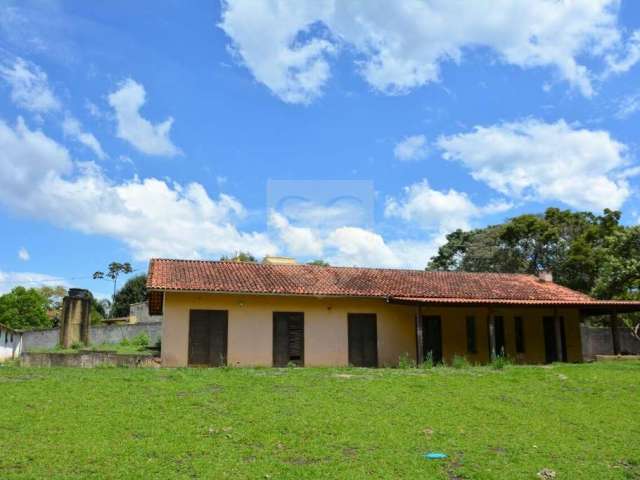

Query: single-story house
[146,258,640,368]
[0,323,22,362]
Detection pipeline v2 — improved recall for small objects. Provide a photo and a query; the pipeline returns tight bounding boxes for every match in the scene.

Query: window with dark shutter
[466,316,476,353]
[515,317,525,353]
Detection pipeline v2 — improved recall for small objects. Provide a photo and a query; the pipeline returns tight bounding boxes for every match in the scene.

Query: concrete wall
[129,301,163,324]
[21,321,162,351]
[21,352,158,368]
[162,291,583,367]
[0,325,22,362]
[581,325,640,360]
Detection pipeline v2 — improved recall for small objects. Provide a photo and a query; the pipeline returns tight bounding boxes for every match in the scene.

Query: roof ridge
[149,258,539,277]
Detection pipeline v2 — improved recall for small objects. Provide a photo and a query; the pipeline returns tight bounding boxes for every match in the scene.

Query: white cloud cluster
[108,78,181,157]
[62,115,107,159]
[385,180,512,233]
[220,0,639,103]
[394,134,428,161]
[265,179,510,268]
[268,215,439,268]
[0,56,60,113]
[0,117,274,260]
[0,270,64,293]
[437,119,633,211]
[220,1,336,104]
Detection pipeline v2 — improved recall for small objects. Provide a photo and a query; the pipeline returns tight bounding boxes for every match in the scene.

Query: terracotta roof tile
[145,258,638,308]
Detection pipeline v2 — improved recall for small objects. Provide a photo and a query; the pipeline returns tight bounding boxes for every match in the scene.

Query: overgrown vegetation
[1,363,639,479]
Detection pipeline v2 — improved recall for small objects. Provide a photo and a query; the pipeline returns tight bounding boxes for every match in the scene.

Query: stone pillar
[59,288,91,348]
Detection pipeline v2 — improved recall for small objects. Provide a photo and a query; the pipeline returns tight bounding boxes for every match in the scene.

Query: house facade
[147,259,640,368]
[0,323,22,362]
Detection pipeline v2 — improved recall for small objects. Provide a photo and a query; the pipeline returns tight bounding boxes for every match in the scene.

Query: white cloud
[437,119,632,212]
[17,247,30,261]
[324,227,439,268]
[0,56,60,112]
[268,211,324,257]
[605,30,640,76]
[385,180,512,233]
[108,78,181,157]
[0,117,274,260]
[615,92,640,119]
[219,0,336,104]
[62,115,107,160]
[393,134,428,161]
[0,270,64,293]
[220,0,637,103]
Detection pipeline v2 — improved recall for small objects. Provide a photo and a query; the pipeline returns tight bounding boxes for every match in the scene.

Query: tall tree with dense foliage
[111,274,148,318]
[0,287,51,330]
[428,208,624,294]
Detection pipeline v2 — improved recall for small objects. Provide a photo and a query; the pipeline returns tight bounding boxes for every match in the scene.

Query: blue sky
[1,0,640,297]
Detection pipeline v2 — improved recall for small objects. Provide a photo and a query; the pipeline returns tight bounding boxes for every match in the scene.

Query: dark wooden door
[273,312,304,367]
[543,316,557,364]
[348,314,378,367]
[188,310,228,367]
[423,316,442,364]
[494,316,505,357]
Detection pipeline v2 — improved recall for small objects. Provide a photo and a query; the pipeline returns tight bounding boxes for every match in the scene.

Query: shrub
[451,355,470,369]
[421,351,434,369]
[397,352,415,369]
[70,341,84,350]
[130,333,149,348]
[491,355,512,370]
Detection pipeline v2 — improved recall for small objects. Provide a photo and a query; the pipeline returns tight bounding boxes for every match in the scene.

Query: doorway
[348,313,378,367]
[188,310,228,367]
[423,315,443,364]
[543,316,567,363]
[273,312,305,367]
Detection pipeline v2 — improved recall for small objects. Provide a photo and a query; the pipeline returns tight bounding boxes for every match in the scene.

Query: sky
[1,0,640,298]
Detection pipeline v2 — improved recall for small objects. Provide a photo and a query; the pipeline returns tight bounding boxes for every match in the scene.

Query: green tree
[35,285,67,324]
[428,208,623,293]
[307,259,330,266]
[93,262,133,318]
[111,274,148,318]
[0,286,51,330]
[220,252,257,262]
[90,296,109,325]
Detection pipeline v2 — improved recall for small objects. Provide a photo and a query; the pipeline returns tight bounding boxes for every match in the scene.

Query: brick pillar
[59,289,91,348]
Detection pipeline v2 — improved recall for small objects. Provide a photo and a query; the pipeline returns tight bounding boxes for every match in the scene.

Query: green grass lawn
[1,362,639,479]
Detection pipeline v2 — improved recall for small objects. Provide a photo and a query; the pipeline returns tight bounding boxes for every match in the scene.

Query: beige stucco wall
[162,292,582,367]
